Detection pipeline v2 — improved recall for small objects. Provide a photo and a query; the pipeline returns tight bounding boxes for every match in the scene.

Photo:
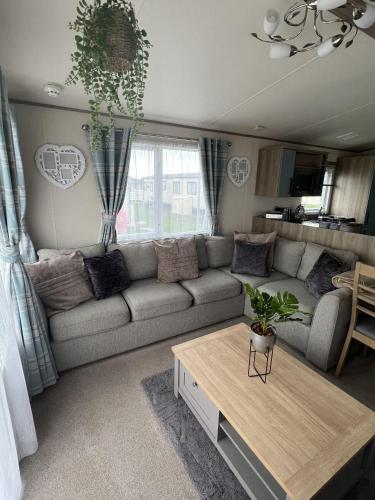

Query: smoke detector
[43,83,63,98]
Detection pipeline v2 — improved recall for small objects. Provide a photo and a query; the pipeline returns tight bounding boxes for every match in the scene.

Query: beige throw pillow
[234,231,277,270]
[153,237,199,283]
[25,251,94,314]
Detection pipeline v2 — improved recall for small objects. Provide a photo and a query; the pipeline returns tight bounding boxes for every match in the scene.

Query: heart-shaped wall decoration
[227,157,251,188]
[35,144,86,190]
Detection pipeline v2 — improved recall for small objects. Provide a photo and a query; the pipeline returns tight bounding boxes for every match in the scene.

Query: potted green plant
[244,284,310,353]
[66,0,152,149]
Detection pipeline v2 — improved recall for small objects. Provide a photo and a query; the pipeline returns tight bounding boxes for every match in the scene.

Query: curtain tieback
[0,245,21,264]
[102,213,117,226]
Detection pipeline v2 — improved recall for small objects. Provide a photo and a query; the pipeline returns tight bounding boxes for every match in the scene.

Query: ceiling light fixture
[252,0,375,59]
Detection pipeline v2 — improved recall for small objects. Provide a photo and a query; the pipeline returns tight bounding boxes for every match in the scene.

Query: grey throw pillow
[234,231,277,271]
[305,250,350,299]
[231,240,272,277]
[25,252,94,313]
[153,237,199,283]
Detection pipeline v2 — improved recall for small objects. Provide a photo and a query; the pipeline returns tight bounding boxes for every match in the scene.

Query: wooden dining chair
[335,262,375,377]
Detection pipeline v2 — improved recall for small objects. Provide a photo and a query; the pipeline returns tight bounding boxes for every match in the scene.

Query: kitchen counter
[252,217,375,266]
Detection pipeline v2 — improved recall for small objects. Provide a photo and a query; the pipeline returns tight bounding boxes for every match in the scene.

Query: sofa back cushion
[195,234,209,270]
[273,238,306,277]
[38,243,105,260]
[109,241,158,281]
[297,242,358,281]
[206,236,234,268]
[110,235,208,280]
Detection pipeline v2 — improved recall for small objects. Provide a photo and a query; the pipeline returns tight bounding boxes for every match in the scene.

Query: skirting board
[253,217,375,266]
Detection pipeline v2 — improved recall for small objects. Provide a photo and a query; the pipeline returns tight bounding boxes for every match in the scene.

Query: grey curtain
[86,126,132,246]
[0,67,57,396]
[198,138,231,235]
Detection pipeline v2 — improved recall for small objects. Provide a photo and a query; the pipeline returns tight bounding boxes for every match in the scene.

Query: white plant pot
[251,325,276,354]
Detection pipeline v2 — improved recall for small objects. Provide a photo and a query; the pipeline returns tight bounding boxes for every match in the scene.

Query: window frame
[117,137,209,241]
[172,181,181,194]
[187,181,198,195]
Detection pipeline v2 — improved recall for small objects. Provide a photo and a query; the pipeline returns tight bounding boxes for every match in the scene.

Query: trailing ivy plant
[66,0,151,149]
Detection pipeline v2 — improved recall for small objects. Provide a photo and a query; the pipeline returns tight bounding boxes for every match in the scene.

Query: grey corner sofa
[38,235,356,373]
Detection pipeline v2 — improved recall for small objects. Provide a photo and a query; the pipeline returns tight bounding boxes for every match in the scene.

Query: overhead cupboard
[255,146,327,197]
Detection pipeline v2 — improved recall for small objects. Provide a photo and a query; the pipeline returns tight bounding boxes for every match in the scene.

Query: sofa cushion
[26,251,94,313]
[84,250,131,300]
[231,240,272,277]
[273,238,306,277]
[153,237,199,283]
[122,278,192,321]
[234,231,277,270]
[195,234,209,270]
[109,241,158,281]
[304,250,350,299]
[38,243,105,260]
[356,315,375,340]
[297,242,358,281]
[180,269,241,305]
[257,278,318,325]
[206,236,234,268]
[50,294,130,342]
[221,267,288,289]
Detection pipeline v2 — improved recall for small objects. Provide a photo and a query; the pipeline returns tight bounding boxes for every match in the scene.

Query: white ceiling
[1,0,375,151]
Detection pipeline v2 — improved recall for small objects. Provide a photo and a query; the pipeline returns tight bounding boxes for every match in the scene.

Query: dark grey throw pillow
[231,240,272,277]
[305,250,349,299]
[84,249,131,300]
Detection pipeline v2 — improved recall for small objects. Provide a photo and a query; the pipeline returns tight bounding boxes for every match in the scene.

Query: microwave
[289,166,324,196]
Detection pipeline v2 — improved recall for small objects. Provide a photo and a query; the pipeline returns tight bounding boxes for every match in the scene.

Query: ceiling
[0,0,375,151]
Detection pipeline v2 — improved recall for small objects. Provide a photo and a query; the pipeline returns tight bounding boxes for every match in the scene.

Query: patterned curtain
[198,138,231,235]
[86,126,132,246]
[0,67,57,396]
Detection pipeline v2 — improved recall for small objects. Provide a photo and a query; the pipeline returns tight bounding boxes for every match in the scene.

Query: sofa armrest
[306,288,352,371]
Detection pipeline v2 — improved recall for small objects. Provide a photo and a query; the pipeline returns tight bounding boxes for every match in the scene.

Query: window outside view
[116,138,209,240]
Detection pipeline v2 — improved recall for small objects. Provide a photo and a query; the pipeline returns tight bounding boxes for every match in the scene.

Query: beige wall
[14,102,343,250]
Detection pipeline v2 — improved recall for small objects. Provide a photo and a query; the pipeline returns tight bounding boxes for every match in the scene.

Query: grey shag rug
[142,369,375,500]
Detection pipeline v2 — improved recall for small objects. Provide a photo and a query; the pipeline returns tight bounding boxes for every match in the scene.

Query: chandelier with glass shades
[252,0,375,59]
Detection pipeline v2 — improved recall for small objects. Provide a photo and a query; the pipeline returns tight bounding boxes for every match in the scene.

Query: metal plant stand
[248,340,274,384]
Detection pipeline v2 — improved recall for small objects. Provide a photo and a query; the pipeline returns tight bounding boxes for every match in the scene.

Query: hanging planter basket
[66,0,151,150]
[106,9,136,73]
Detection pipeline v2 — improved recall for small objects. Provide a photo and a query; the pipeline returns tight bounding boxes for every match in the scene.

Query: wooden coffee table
[172,323,375,500]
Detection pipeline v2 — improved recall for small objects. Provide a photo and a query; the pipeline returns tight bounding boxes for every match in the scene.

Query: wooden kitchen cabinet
[255,147,295,197]
[255,146,325,197]
[330,156,375,223]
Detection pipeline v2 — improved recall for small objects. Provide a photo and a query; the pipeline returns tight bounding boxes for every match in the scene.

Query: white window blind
[116,136,209,240]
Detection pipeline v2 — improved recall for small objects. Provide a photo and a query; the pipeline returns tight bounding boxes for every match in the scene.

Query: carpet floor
[21,317,375,500]
[142,369,248,500]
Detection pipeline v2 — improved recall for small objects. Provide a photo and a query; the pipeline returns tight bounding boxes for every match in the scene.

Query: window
[187,181,197,195]
[116,137,209,240]
[301,166,335,213]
